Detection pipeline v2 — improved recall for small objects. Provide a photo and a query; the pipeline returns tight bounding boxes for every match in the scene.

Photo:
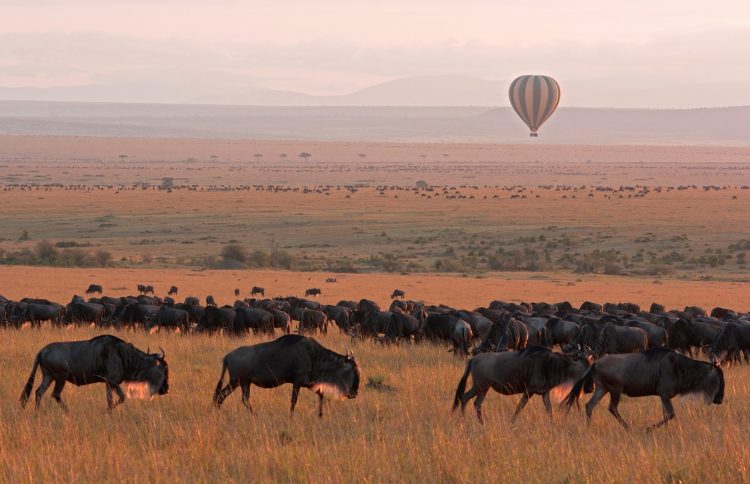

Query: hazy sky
[2,0,749,106]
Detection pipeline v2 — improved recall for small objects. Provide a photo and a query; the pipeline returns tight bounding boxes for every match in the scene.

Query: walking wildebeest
[168,285,179,296]
[563,347,724,432]
[20,335,169,410]
[453,346,590,423]
[213,335,359,416]
[710,322,750,364]
[251,286,265,296]
[391,289,405,299]
[85,284,103,295]
[305,288,321,297]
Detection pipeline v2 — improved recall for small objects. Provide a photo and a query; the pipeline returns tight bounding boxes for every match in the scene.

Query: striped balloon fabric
[508,75,560,137]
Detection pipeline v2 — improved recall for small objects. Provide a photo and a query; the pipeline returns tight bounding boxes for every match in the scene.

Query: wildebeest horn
[159,347,166,359]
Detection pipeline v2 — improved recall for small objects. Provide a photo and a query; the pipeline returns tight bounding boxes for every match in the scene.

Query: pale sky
[1,0,749,106]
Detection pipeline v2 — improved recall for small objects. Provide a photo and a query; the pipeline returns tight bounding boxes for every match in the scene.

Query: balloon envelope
[508,75,560,137]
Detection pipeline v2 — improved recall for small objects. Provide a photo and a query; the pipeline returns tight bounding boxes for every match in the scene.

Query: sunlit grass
[1,326,748,481]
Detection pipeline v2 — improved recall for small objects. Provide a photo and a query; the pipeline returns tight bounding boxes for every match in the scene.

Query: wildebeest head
[312,350,360,400]
[128,347,170,397]
[701,365,724,405]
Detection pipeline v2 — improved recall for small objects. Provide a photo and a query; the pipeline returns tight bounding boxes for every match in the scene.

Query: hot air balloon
[508,75,560,137]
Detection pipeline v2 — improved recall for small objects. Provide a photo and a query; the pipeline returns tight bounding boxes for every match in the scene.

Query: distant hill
[0,101,748,145]
[2,75,749,108]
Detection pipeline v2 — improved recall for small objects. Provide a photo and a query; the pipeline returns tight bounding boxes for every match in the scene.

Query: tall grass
[0,327,748,482]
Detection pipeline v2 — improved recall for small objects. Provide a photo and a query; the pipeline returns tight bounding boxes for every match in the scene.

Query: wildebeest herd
[2,288,745,430]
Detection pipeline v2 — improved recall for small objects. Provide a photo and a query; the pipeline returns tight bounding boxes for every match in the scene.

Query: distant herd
[3,283,747,430]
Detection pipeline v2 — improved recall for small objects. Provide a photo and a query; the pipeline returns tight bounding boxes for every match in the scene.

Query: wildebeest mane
[308,337,359,396]
[90,335,163,381]
[642,346,674,362]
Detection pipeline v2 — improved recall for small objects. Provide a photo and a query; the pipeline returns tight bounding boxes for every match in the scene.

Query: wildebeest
[20,335,169,410]
[206,295,217,307]
[234,307,275,335]
[13,303,64,327]
[391,289,405,299]
[184,296,200,306]
[65,302,105,326]
[85,284,103,295]
[305,288,321,297]
[168,285,179,296]
[453,347,590,423]
[593,323,648,357]
[563,348,724,432]
[710,322,750,364]
[423,314,473,356]
[251,286,265,296]
[199,305,236,333]
[147,306,190,332]
[299,309,328,334]
[213,335,359,416]
[234,288,240,296]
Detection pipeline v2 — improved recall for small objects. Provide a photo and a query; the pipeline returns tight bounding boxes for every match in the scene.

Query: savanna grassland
[2,134,750,482]
[1,326,749,483]
[1,267,750,482]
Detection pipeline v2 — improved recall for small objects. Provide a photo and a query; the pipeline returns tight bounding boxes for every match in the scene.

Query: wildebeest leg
[645,396,675,433]
[512,393,531,422]
[106,384,114,410]
[113,384,126,406]
[459,385,480,415]
[240,383,254,413]
[215,381,238,407]
[51,379,67,412]
[473,389,488,424]
[585,386,608,424]
[317,391,324,418]
[542,392,553,418]
[35,372,54,408]
[290,385,301,415]
[607,391,629,431]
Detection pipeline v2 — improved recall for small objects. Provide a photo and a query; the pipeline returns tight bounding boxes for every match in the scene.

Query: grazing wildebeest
[453,347,591,423]
[323,305,352,332]
[213,335,359,416]
[234,307,275,335]
[137,284,146,294]
[234,288,241,297]
[563,348,724,432]
[299,309,328,334]
[593,323,648,357]
[20,335,169,410]
[391,289,405,299]
[206,295,217,307]
[305,288,321,297]
[13,303,64,327]
[85,284,103,295]
[147,306,190,332]
[65,302,105,326]
[168,286,179,296]
[667,318,721,357]
[199,306,236,333]
[325,278,337,283]
[423,314,473,356]
[251,286,265,296]
[710,322,750,364]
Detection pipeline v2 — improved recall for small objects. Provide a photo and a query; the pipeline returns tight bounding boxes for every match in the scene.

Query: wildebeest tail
[562,364,595,410]
[452,358,473,411]
[20,352,41,407]
[212,358,228,405]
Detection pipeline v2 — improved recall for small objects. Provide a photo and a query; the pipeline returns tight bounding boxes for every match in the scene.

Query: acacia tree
[279,153,288,162]
[253,153,263,162]
[299,152,311,162]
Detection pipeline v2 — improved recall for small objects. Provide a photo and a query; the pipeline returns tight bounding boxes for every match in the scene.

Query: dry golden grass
[1,326,749,482]
[1,268,749,481]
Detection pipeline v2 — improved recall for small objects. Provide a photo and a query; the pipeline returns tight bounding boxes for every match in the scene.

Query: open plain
[1,134,750,482]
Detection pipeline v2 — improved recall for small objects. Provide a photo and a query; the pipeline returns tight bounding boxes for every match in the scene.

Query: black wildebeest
[213,335,359,416]
[20,335,169,410]
[168,285,179,296]
[305,288,322,297]
[563,348,724,432]
[85,284,103,295]
[391,289,405,299]
[453,346,590,423]
[251,286,265,296]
